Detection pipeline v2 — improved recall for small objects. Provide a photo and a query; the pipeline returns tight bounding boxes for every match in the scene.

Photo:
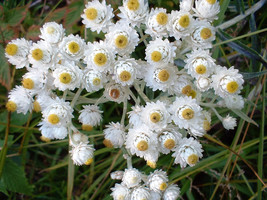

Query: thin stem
[138,28,148,46]
[128,88,139,105]
[134,82,151,102]
[70,87,83,108]
[120,99,128,126]
[94,95,106,106]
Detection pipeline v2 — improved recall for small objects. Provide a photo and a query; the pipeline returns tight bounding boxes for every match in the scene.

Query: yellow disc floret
[6,101,17,112]
[147,160,156,169]
[179,15,190,28]
[182,108,194,120]
[40,136,51,142]
[137,140,148,151]
[164,139,175,149]
[32,49,43,61]
[85,8,98,20]
[151,51,162,62]
[182,85,192,95]
[127,0,140,11]
[22,78,34,89]
[187,154,198,165]
[187,89,197,99]
[82,124,93,131]
[195,64,207,74]
[85,158,93,165]
[48,114,60,125]
[5,43,18,56]
[203,120,211,131]
[200,28,212,40]
[46,26,55,34]
[115,35,128,49]
[226,81,239,93]
[206,0,216,4]
[150,112,161,123]
[92,77,101,86]
[68,41,80,54]
[156,12,168,25]
[109,89,120,99]
[59,73,72,84]
[158,69,170,82]
[119,71,131,82]
[103,139,113,148]
[159,182,167,191]
[93,53,107,66]
[33,101,41,112]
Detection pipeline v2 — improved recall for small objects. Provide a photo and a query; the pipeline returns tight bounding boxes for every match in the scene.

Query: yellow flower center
[32,49,44,61]
[159,182,167,191]
[127,0,140,11]
[226,81,239,93]
[93,53,107,66]
[33,101,41,112]
[179,15,190,28]
[48,114,60,125]
[149,112,161,123]
[206,0,216,4]
[103,139,113,148]
[147,160,156,169]
[182,85,192,95]
[115,35,128,49]
[151,51,162,62]
[6,101,17,112]
[82,124,93,131]
[200,28,212,40]
[137,140,148,151]
[59,73,72,84]
[92,78,101,86]
[109,89,120,99]
[85,158,93,165]
[68,41,80,54]
[22,78,34,89]
[195,64,207,74]
[182,108,194,120]
[187,154,198,165]
[85,8,98,20]
[187,89,197,99]
[118,195,125,200]
[5,43,18,56]
[164,139,175,149]
[203,120,211,131]
[157,69,170,82]
[40,136,51,143]
[156,12,168,25]
[119,71,131,82]
[46,26,55,34]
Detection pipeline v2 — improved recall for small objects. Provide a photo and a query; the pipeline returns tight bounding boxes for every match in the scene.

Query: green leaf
[26,25,41,41]
[0,44,10,90]
[232,109,258,126]
[214,0,230,26]
[217,29,267,68]
[1,158,33,194]
[45,7,67,23]
[240,70,267,79]
[64,1,84,28]
[4,4,29,27]
[0,179,8,196]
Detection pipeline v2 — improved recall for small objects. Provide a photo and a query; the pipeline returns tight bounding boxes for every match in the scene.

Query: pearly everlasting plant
[5,0,255,199]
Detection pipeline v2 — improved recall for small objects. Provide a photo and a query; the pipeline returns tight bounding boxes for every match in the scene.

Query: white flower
[110,171,124,180]
[103,122,126,148]
[141,100,171,131]
[40,22,65,44]
[169,96,204,130]
[81,0,114,33]
[70,131,89,147]
[172,137,203,168]
[105,21,139,56]
[158,127,182,154]
[184,49,215,78]
[222,114,237,130]
[147,170,168,193]
[118,0,149,28]
[111,183,130,200]
[82,69,107,92]
[34,91,55,112]
[39,122,68,139]
[6,86,33,114]
[29,40,55,68]
[84,40,115,72]
[186,20,216,49]
[224,94,244,110]
[167,10,194,40]
[78,105,103,131]
[53,63,82,91]
[128,105,144,127]
[5,38,31,69]
[211,66,244,98]
[169,74,192,95]
[202,110,212,131]
[196,76,211,92]
[145,8,169,38]
[144,63,178,92]
[145,38,176,65]
[180,0,194,12]
[70,142,94,165]
[103,82,130,103]
[113,58,140,86]
[163,184,180,200]
[193,0,220,22]
[122,168,142,188]
[59,34,86,61]
[130,186,151,200]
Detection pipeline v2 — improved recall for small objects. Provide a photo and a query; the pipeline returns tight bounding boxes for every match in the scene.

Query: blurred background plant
[0,0,266,199]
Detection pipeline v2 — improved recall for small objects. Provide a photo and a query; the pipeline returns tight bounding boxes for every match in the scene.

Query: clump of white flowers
[5,0,247,199]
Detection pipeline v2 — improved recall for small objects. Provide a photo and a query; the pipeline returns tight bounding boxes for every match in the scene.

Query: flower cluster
[5,0,246,199]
